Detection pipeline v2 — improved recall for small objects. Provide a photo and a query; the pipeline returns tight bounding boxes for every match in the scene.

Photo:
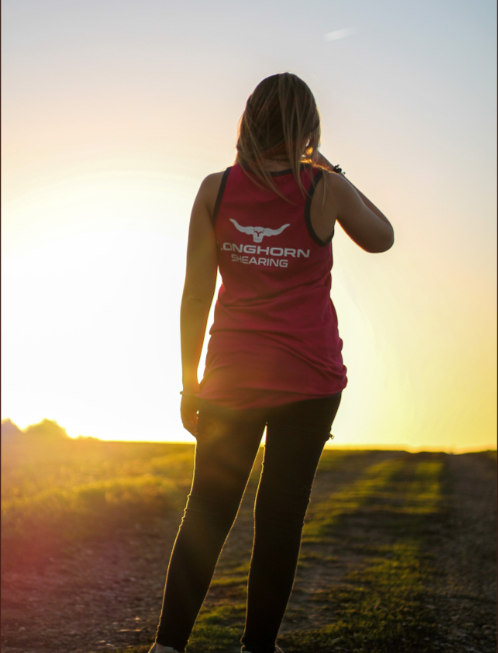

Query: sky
[2,0,496,451]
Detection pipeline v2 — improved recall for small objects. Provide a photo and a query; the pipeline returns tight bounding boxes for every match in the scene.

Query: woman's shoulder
[196,169,230,214]
[311,165,345,186]
[200,170,227,191]
[311,167,351,210]
[309,168,345,242]
[199,170,230,199]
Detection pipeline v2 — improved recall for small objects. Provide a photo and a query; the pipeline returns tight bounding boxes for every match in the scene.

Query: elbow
[181,290,214,308]
[382,228,395,252]
[368,227,394,253]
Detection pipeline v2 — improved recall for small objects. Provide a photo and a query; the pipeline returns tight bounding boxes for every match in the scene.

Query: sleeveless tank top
[198,163,347,410]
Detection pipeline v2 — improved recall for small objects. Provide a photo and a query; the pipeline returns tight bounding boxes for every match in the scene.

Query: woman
[149,73,394,653]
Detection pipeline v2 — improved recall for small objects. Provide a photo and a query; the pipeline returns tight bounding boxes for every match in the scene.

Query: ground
[1,448,496,653]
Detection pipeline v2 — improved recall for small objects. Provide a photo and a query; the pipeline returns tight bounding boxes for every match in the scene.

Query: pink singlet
[198,163,347,410]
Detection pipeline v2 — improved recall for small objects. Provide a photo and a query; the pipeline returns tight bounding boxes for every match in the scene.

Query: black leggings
[155,393,342,653]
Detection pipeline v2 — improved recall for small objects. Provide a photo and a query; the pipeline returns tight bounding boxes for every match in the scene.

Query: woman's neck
[260,159,292,172]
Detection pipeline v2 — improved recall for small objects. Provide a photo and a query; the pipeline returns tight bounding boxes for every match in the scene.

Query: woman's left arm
[180,173,222,434]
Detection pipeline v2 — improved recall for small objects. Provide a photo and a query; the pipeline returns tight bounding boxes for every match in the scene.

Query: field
[1,438,496,653]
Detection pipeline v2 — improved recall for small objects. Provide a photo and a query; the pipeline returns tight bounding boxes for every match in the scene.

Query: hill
[0,418,23,442]
[1,417,70,443]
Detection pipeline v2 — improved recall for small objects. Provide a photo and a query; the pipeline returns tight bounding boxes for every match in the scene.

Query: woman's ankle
[150,643,181,653]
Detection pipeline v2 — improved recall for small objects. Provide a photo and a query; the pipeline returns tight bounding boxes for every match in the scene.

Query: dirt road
[1,450,496,653]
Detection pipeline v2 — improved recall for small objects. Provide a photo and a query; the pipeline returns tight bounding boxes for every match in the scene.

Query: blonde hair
[235,73,321,199]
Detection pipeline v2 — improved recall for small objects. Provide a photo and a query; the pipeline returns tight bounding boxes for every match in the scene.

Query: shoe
[148,644,181,653]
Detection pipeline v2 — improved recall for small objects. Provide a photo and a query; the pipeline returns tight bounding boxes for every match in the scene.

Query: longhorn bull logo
[229,219,290,243]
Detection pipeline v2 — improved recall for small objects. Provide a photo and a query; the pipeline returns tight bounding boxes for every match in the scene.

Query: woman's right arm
[180,172,221,434]
[316,153,395,253]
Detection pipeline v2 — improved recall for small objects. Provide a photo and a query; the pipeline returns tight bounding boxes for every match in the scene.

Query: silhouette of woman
[148,72,394,653]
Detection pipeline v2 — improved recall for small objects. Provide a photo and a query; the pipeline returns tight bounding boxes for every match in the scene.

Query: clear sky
[2,0,496,451]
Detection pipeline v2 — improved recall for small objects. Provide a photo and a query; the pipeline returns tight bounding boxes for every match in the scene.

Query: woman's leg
[155,403,266,652]
[241,394,342,653]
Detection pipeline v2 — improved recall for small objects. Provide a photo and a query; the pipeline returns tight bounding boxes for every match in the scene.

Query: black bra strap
[212,167,232,226]
[304,169,333,247]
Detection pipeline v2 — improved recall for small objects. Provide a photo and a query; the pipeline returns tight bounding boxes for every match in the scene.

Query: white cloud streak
[324,27,356,41]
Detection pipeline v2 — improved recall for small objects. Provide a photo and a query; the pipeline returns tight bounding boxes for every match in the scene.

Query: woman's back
[179,71,393,428]
[199,162,348,409]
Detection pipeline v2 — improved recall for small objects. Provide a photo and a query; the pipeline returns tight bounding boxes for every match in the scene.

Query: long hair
[235,73,321,199]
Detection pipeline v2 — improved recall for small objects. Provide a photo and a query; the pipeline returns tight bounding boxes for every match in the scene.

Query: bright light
[2,227,196,442]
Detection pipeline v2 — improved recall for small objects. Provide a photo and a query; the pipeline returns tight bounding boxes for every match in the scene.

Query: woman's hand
[313,151,345,175]
[181,394,200,436]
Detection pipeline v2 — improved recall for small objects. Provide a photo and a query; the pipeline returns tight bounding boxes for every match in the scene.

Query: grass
[172,451,450,653]
[2,439,196,502]
[280,544,438,652]
[3,441,494,652]
[99,450,451,653]
[1,438,196,565]
[303,453,445,541]
[279,452,448,652]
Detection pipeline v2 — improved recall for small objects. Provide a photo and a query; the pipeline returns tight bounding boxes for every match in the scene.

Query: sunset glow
[2,0,496,451]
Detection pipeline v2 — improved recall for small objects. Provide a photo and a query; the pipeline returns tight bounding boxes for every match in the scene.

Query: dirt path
[1,451,496,653]
[430,453,496,651]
